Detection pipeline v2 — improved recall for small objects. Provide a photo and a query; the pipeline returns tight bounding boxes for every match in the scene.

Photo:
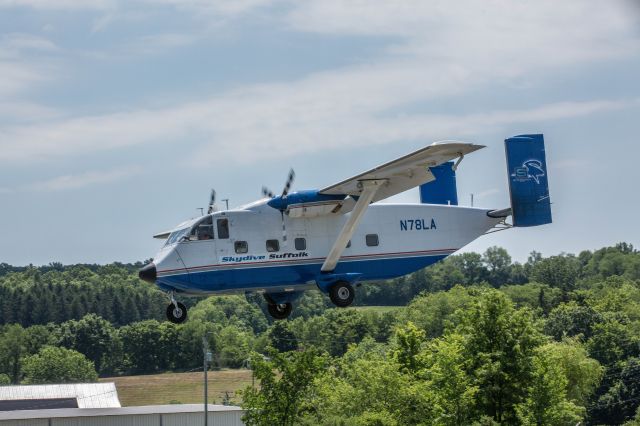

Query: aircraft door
[175,216,217,271]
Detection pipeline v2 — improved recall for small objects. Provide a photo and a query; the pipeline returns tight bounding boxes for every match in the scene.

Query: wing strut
[321,180,384,273]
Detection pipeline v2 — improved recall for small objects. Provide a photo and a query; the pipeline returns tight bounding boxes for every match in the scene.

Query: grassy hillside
[101,369,253,406]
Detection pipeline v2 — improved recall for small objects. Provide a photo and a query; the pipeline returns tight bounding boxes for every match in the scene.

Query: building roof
[0,404,243,420]
[0,383,120,409]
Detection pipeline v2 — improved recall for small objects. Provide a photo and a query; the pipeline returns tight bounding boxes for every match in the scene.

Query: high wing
[319,141,484,272]
[319,142,484,202]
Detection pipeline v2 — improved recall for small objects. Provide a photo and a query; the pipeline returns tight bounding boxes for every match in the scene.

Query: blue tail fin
[505,134,552,227]
[420,161,458,205]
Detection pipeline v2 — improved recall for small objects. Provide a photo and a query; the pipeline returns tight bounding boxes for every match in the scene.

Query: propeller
[262,169,296,243]
[207,189,216,214]
[262,186,275,198]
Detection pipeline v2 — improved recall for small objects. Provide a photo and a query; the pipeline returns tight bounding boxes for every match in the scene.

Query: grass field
[100,369,253,406]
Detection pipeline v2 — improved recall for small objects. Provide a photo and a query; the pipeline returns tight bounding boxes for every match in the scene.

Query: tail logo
[512,159,545,184]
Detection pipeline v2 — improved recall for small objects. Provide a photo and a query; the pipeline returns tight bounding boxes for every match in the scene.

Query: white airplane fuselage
[152,200,501,295]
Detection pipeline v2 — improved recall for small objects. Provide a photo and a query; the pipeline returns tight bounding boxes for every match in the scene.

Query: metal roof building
[0,404,245,426]
[0,383,121,411]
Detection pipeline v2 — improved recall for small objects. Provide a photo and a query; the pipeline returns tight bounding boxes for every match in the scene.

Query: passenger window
[294,238,306,251]
[217,219,229,239]
[365,234,379,247]
[266,239,280,252]
[235,241,248,254]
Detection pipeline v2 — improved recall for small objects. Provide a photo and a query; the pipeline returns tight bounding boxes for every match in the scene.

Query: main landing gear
[263,293,294,320]
[329,281,355,308]
[166,292,188,324]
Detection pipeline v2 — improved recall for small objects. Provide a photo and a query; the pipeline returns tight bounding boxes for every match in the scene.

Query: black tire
[166,302,188,324]
[267,302,292,320]
[330,281,355,307]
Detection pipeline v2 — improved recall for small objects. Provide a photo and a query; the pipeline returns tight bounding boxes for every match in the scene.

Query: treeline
[0,264,170,326]
[357,242,640,305]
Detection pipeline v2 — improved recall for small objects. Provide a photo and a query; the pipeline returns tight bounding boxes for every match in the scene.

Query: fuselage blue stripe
[156,252,452,295]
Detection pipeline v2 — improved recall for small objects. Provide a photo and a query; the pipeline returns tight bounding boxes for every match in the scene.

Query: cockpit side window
[217,219,230,239]
[192,216,214,241]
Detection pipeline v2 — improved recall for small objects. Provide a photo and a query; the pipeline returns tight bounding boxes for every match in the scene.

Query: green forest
[1,243,640,425]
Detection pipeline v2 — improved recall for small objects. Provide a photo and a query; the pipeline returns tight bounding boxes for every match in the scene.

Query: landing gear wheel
[166,302,188,324]
[330,281,355,307]
[267,303,292,320]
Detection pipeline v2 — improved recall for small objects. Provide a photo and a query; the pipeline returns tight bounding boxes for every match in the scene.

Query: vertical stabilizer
[419,161,458,205]
[505,134,552,227]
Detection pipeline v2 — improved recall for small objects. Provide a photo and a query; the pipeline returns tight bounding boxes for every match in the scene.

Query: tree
[119,320,164,373]
[401,285,475,338]
[590,357,640,424]
[449,252,488,285]
[393,321,425,374]
[531,255,580,293]
[515,348,583,425]
[420,333,478,425]
[0,324,25,383]
[454,290,544,423]
[22,346,98,384]
[56,314,121,374]
[0,374,10,385]
[217,325,252,368]
[539,340,603,406]
[267,321,298,352]
[241,349,326,426]
[544,302,602,341]
[308,343,437,425]
[482,247,512,287]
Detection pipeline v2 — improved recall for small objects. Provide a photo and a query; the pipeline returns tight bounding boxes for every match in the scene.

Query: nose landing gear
[166,292,188,324]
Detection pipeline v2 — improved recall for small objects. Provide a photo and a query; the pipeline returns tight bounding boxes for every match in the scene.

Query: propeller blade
[208,189,216,214]
[281,211,287,243]
[262,186,275,198]
[281,169,295,197]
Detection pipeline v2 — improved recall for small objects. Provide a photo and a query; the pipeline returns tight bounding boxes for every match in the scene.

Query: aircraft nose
[138,263,157,283]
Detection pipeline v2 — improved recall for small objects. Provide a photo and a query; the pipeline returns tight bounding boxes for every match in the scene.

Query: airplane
[139,134,552,323]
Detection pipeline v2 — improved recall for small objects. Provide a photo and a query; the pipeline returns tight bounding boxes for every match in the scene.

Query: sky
[0,0,639,266]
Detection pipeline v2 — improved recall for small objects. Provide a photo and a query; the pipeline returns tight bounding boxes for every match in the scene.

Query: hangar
[0,404,244,425]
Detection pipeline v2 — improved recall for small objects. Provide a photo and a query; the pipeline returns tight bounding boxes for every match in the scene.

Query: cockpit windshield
[165,227,190,246]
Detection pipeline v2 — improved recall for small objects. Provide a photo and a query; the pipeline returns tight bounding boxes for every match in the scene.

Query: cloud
[286,0,639,73]
[0,0,112,10]
[0,34,59,98]
[1,33,58,53]
[123,32,200,55]
[0,101,62,123]
[0,0,638,167]
[0,95,635,165]
[23,167,141,192]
